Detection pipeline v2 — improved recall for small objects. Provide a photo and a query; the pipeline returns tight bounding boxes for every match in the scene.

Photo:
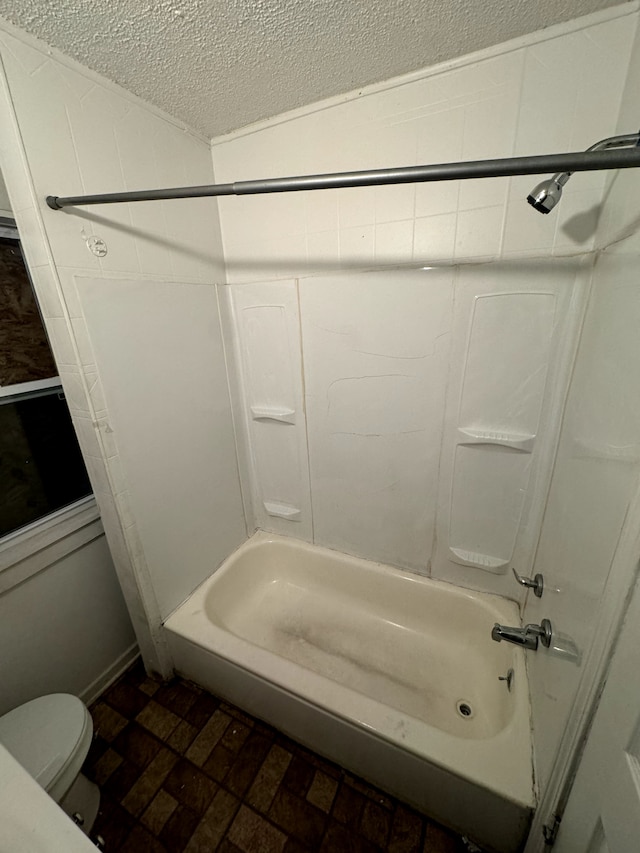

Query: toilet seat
[0,694,93,803]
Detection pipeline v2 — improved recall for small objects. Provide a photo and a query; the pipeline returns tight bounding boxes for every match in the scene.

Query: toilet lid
[0,694,89,792]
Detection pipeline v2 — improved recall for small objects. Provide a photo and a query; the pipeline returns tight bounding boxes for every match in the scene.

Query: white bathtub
[165,532,534,852]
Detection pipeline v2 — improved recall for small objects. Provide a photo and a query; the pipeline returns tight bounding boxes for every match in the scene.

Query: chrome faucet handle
[498,668,514,691]
[491,619,552,650]
[525,619,553,648]
[512,567,544,597]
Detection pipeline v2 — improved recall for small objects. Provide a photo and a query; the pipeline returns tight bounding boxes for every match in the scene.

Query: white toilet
[0,694,100,834]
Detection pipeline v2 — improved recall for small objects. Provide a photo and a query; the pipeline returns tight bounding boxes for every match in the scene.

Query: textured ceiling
[0,0,624,138]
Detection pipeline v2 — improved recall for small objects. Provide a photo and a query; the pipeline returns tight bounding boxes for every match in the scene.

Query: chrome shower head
[526,131,640,214]
[527,178,564,214]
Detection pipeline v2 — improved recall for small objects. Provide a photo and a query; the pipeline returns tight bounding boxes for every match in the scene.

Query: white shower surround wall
[214,7,636,602]
[166,532,534,853]
[227,260,589,599]
[207,15,638,846]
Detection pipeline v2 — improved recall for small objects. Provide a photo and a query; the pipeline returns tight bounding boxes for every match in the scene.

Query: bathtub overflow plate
[456,700,474,719]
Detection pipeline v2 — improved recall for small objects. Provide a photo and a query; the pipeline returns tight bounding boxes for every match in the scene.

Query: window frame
[0,216,96,568]
[0,217,59,390]
[0,495,101,588]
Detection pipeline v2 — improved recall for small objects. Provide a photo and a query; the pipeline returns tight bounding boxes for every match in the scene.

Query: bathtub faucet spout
[491,619,552,651]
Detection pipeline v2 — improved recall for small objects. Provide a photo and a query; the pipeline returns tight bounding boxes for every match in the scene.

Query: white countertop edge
[0,744,96,853]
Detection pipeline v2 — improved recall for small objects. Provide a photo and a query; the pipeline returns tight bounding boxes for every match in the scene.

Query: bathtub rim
[168,629,533,853]
[164,530,535,810]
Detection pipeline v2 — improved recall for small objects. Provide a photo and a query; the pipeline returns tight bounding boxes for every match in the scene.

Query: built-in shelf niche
[263,501,301,520]
[448,290,556,574]
[457,427,535,453]
[230,281,311,539]
[250,405,296,425]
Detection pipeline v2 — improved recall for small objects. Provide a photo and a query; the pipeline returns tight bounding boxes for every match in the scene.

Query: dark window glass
[0,388,92,537]
[0,237,58,385]
[1,222,92,537]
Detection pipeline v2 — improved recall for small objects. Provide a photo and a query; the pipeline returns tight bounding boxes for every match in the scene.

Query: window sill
[0,496,102,594]
[0,375,61,400]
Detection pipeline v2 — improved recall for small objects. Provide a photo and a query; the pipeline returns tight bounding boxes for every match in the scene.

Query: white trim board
[0,496,101,591]
[80,644,140,708]
[0,376,62,399]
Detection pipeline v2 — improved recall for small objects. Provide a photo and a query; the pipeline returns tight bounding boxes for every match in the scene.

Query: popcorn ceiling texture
[0,0,623,138]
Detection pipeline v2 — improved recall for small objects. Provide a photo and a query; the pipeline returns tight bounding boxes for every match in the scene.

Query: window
[0,218,91,538]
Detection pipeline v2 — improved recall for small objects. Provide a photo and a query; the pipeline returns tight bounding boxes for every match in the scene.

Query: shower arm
[45,135,640,210]
[549,132,640,190]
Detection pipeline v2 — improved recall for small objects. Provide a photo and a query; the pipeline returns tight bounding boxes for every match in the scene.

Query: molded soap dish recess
[250,406,296,424]
[449,548,509,573]
[457,428,535,453]
[263,501,301,521]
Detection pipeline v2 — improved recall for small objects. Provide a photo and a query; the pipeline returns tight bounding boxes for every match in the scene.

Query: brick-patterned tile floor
[84,659,467,852]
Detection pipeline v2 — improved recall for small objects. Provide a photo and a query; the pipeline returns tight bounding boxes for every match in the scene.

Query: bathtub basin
[165,532,534,851]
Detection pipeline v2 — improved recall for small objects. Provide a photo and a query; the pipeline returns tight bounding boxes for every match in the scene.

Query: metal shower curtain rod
[45,147,640,210]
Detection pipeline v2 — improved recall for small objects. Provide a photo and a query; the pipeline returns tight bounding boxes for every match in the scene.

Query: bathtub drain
[456,701,474,719]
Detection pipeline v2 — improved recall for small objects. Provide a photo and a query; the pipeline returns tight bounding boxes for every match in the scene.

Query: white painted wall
[523,13,640,830]
[0,21,246,668]
[78,277,246,617]
[0,163,137,709]
[0,512,137,716]
[214,7,636,598]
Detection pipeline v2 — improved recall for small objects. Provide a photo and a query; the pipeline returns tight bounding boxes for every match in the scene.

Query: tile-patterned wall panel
[0,30,224,284]
[596,13,640,255]
[213,13,635,284]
